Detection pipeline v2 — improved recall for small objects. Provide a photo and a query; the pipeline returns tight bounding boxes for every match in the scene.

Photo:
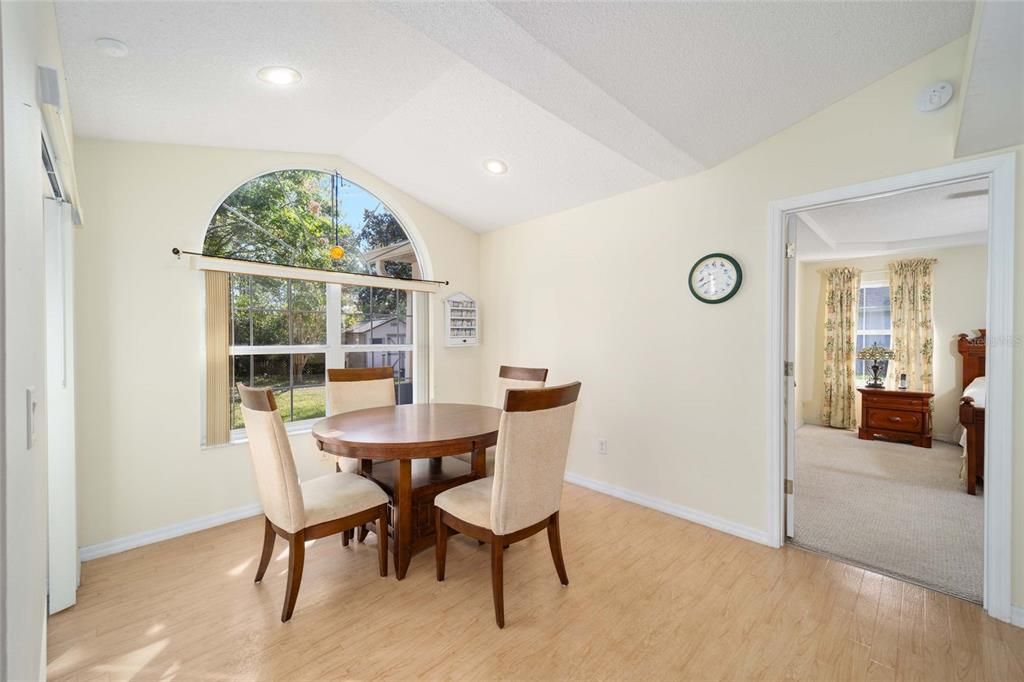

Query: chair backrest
[490,382,582,535]
[327,367,396,415]
[237,384,305,533]
[494,365,548,408]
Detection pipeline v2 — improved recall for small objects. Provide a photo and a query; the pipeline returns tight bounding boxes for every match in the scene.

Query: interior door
[784,216,797,538]
[45,197,78,613]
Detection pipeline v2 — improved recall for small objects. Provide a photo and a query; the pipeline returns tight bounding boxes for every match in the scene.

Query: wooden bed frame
[958,329,986,495]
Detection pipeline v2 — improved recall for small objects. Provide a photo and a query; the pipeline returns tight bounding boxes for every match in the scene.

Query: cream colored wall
[73,139,482,548]
[797,246,988,441]
[478,36,1024,607]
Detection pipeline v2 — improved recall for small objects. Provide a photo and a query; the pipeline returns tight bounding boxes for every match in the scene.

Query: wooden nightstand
[857,388,933,448]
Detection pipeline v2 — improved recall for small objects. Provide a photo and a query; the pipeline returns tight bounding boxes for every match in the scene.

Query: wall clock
[688,253,743,304]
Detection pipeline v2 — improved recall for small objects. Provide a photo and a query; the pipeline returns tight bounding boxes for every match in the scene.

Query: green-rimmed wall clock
[688,253,743,304]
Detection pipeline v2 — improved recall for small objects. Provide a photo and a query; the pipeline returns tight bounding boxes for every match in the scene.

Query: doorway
[767,154,1015,623]
[788,178,987,602]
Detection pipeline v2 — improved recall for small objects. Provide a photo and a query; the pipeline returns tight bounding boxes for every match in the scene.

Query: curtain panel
[821,267,861,429]
[205,270,231,445]
[888,258,937,393]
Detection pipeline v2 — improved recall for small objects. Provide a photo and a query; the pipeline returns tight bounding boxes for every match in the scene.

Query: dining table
[312,402,501,580]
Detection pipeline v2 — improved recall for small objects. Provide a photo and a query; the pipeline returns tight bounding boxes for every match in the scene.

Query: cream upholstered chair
[455,365,548,474]
[327,366,396,543]
[493,365,548,404]
[237,384,389,622]
[434,381,581,628]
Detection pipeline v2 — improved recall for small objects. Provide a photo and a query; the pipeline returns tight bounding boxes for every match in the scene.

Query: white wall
[798,245,988,441]
[478,36,1024,608]
[73,139,482,549]
[1,0,74,678]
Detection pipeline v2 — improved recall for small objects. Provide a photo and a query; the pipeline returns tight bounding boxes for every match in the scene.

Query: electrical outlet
[597,439,608,456]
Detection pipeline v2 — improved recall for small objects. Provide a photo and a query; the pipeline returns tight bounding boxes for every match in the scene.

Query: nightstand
[857,388,933,448]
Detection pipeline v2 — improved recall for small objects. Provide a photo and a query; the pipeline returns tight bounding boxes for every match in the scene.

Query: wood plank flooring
[48,484,1024,680]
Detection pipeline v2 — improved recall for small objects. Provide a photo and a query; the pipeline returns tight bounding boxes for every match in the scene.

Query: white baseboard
[564,472,774,547]
[79,503,262,562]
[1012,605,1024,629]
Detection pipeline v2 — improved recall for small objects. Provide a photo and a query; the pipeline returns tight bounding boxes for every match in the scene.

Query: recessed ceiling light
[483,159,508,175]
[257,66,302,86]
[95,37,129,58]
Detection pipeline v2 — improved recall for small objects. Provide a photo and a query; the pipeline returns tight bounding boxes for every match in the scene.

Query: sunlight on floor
[227,557,253,577]
[94,639,169,677]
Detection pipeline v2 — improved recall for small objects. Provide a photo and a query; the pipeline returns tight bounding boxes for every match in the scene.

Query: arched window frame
[200,168,432,445]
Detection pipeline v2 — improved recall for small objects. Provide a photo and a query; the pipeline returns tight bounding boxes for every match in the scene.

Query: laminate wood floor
[48,484,1024,681]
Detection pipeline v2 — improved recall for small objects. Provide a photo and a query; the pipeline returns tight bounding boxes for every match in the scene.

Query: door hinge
[785,479,794,495]
[785,242,796,259]
[784,361,794,377]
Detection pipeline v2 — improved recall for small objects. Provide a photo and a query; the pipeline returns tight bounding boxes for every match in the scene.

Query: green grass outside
[231,385,326,430]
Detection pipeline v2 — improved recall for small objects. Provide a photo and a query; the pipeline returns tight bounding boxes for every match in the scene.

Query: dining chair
[455,365,548,475]
[434,381,582,628]
[327,366,396,543]
[237,383,389,622]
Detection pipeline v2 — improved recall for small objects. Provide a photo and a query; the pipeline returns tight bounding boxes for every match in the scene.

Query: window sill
[203,419,317,450]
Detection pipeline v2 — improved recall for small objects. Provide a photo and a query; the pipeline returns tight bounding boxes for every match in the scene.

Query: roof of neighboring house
[345,316,407,335]
[361,240,417,265]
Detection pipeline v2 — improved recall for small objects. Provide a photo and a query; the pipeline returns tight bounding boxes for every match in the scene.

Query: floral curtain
[821,267,861,429]
[889,258,937,392]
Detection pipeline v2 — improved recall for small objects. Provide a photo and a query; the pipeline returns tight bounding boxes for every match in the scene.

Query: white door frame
[766,153,1016,623]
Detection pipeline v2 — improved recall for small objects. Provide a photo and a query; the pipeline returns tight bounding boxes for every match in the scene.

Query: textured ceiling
[56,1,973,232]
[796,178,988,262]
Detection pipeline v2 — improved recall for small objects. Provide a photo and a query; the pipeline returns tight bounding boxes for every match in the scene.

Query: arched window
[201,170,424,444]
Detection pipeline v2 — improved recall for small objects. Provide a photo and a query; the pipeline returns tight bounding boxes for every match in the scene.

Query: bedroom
[790,177,989,603]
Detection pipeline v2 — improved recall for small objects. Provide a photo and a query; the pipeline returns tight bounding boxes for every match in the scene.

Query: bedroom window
[855,282,892,384]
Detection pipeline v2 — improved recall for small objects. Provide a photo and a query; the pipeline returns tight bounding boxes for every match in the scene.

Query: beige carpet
[794,425,982,603]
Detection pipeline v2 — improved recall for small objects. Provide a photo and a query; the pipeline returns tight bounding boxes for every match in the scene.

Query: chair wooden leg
[255,517,275,584]
[358,524,369,543]
[341,528,350,547]
[491,541,505,628]
[435,508,448,582]
[377,510,389,578]
[282,531,305,622]
[547,512,569,586]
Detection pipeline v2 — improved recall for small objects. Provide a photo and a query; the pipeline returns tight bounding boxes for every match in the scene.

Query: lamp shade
[857,342,895,361]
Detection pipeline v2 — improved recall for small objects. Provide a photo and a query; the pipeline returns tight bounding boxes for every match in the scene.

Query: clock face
[688,253,742,304]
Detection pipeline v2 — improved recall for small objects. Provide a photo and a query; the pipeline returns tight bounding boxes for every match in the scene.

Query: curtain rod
[171,248,449,286]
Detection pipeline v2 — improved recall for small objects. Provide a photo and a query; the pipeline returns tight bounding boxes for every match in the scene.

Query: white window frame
[854,280,892,387]
[226,281,425,443]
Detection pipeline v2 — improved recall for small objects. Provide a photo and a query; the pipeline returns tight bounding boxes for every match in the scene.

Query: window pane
[251,354,290,387]
[230,274,251,309]
[857,286,891,333]
[293,353,325,387]
[291,311,327,345]
[860,308,891,330]
[290,280,326,311]
[861,286,890,308]
[290,385,326,422]
[252,311,289,345]
[344,350,413,404]
[250,277,289,309]
[231,310,251,346]
[341,286,411,345]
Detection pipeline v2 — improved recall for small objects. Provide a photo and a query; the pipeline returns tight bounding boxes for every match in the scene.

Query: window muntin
[855,283,892,384]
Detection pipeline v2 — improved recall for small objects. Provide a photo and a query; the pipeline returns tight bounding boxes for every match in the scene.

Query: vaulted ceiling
[56,1,973,232]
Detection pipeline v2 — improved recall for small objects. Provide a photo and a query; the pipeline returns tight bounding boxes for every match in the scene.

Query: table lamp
[857,342,895,389]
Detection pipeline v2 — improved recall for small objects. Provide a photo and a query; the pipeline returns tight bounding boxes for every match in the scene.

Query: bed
[958,330,986,495]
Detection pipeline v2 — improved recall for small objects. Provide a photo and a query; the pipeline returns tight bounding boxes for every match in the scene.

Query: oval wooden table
[312,403,501,580]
